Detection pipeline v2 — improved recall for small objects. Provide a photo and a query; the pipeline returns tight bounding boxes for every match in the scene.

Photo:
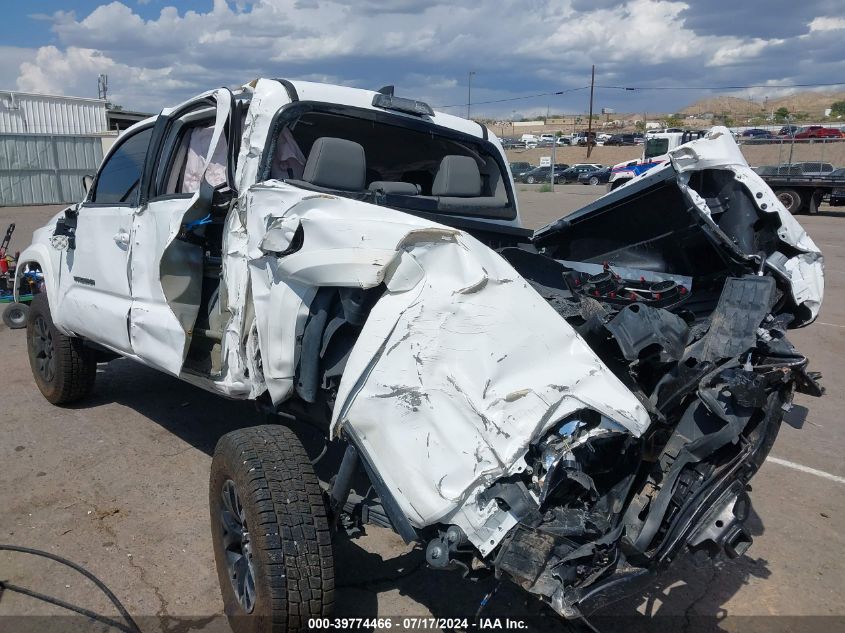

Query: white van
[520,133,540,146]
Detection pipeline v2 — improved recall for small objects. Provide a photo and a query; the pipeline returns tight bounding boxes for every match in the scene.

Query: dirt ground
[1,192,843,632]
[506,140,845,170]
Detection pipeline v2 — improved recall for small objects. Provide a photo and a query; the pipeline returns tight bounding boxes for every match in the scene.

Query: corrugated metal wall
[0,91,108,135]
[0,134,104,205]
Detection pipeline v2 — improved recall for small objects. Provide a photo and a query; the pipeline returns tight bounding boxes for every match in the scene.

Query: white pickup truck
[607,130,706,190]
[16,79,824,632]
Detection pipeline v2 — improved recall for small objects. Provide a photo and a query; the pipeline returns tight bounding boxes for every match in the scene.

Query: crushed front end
[490,129,823,617]
[396,129,824,618]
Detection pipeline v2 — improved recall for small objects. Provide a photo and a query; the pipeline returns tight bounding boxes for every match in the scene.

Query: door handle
[113,230,130,246]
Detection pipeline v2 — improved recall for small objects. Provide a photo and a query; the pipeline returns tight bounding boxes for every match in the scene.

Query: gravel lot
[1,189,843,632]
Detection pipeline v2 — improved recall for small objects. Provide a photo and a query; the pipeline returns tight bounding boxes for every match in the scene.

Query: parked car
[519,163,570,183]
[556,136,570,146]
[578,166,611,185]
[509,161,534,179]
[558,165,602,183]
[794,125,844,139]
[604,133,638,146]
[500,137,524,149]
[793,161,836,176]
[777,125,800,137]
[572,131,597,146]
[754,162,834,177]
[14,77,824,631]
[741,128,774,139]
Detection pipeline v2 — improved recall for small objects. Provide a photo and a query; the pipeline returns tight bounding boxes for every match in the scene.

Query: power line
[435,86,590,109]
[434,80,845,111]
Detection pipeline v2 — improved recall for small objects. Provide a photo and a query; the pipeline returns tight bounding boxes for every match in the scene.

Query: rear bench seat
[372,155,513,219]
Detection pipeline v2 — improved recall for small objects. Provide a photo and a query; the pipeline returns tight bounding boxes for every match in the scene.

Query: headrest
[368,181,421,195]
[302,137,366,191]
[432,155,482,197]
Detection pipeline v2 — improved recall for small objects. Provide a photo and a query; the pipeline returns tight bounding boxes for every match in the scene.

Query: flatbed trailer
[759,173,845,214]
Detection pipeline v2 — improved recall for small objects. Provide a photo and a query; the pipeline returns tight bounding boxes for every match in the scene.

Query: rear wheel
[3,302,29,329]
[775,188,804,214]
[26,294,96,404]
[210,425,334,633]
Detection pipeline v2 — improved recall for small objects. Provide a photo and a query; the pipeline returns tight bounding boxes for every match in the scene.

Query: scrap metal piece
[606,303,690,363]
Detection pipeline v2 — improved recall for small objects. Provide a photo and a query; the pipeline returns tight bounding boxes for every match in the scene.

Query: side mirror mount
[82,174,94,196]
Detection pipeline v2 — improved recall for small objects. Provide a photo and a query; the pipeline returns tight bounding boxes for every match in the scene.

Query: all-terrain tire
[26,294,96,404]
[775,188,804,214]
[3,302,29,329]
[210,425,334,633]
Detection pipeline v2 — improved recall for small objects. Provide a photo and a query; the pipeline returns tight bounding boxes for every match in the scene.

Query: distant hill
[681,91,845,118]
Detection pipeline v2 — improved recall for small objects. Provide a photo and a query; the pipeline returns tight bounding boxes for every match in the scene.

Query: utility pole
[467,71,476,119]
[586,64,595,158]
[97,74,108,101]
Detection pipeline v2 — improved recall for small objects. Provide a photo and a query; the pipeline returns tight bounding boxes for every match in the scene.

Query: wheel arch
[14,244,60,309]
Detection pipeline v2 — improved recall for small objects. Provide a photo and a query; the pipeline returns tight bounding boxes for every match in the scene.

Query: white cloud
[808,16,845,32]
[11,0,845,115]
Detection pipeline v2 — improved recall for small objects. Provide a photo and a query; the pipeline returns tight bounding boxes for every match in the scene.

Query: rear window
[263,105,515,219]
[644,138,669,160]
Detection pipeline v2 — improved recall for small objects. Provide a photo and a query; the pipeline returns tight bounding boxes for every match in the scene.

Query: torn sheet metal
[235,176,650,548]
[327,222,651,531]
[668,127,824,322]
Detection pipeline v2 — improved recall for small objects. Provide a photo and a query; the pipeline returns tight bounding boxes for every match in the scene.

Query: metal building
[0,90,108,135]
[1,90,110,205]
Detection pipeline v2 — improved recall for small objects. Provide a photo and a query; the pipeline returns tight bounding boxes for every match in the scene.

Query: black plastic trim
[276,79,299,103]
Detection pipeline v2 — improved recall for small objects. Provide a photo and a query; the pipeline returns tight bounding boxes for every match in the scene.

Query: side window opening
[91,126,153,204]
[156,105,231,198]
[161,121,229,196]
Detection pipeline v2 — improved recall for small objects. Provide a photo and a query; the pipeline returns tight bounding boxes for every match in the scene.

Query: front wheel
[527,176,535,184]
[26,294,96,404]
[210,425,334,633]
[589,176,599,186]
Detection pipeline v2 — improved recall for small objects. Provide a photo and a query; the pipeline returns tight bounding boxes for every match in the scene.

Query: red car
[793,125,844,139]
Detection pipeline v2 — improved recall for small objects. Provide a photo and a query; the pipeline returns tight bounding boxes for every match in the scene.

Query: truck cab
[608,130,706,190]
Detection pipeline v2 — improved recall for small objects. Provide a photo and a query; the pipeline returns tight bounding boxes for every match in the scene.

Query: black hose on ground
[0,543,141,633]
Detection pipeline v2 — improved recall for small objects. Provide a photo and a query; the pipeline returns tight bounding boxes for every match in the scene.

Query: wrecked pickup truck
[16,78,823,630]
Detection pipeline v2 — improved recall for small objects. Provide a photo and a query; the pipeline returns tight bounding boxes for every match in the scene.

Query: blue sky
[2,1,844,118]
